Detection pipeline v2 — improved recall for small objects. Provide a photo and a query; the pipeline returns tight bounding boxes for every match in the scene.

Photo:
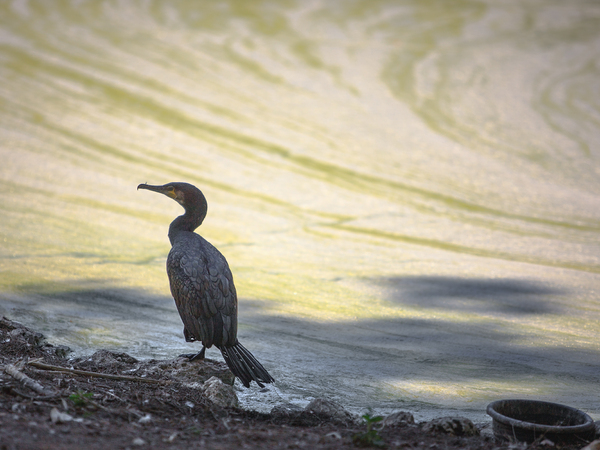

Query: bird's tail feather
[220,341,274,388]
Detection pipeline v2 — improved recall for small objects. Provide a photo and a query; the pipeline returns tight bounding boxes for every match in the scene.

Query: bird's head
[137,182,207,213]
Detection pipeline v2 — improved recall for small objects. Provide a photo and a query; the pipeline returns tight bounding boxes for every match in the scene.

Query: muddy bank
[0,317,594,449]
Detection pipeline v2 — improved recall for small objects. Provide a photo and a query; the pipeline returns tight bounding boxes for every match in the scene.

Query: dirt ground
[0,317,596,450]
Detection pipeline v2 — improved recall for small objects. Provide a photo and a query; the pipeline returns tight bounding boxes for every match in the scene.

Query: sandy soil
[0,317,594,450]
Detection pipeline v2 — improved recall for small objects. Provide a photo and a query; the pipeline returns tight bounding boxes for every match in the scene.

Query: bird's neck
[168,207,205,245]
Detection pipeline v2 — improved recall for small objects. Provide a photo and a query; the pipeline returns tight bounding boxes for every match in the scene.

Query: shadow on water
[0,279,186,358]
[372,276,566,315]
[2,279,175,321]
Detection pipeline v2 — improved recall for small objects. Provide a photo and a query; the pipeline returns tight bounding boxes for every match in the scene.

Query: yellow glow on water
[74,327,125,348]
[385,377,563,404]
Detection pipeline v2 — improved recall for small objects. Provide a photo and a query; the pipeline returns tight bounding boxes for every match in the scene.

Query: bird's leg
[189,346,206,361]
[178,346,206,361]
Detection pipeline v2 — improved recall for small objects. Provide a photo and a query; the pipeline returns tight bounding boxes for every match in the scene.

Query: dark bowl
[486,399,595,444]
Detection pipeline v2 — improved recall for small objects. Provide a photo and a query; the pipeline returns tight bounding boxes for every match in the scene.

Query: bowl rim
[486,399,595,434]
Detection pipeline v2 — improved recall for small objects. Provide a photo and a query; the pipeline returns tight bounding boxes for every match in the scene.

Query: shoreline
[0,316,593,449]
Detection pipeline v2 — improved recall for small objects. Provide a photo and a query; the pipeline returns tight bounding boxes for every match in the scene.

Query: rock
[324,431,342,440]
[0,318,49,358]
[72,350,139,374]
[0,316,17,331]
[304,398,357,425]
[69,349,234,386]
[138,357,234,386]
[580,440,600,450]
[201,376,239,408]
[478,422,494,440]
[382,411,415,428]
[50,345,73,358]
[7,324,45,347]
[271,403,303,419]
[50,407,83,424]
[132,437,146,446]
[138,414,152,424]
[50,407,73,424]
[90,350,139,366]
[422,417,480,437]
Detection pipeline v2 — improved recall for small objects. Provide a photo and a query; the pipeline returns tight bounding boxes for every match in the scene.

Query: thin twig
[27,361,169,385]
[3,363,56,396]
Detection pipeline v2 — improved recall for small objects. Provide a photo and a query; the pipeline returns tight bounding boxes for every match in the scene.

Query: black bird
[138,182,274,388]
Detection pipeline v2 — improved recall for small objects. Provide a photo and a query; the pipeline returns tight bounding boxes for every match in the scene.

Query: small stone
[201,376,239,408]
[422,417,479,437]
[382,411,415,428]
[304,398,357,425]
[50,408,73,424]
[138,414,152,424]
[478,422,494,440]
[271,403,303,419]
[132,437,146,446]
[324,431,342,440]
[53,345,72,358]
[91,349,139,365]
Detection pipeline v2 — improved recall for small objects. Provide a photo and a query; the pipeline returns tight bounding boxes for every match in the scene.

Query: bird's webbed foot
[178,346,206,361]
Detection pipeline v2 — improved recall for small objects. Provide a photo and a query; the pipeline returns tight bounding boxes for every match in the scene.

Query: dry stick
[27,361,169,385]
[3,364,56,396]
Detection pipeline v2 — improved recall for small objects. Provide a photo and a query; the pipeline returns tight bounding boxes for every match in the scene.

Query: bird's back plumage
[167,231,237,349]
[167,230,274,388]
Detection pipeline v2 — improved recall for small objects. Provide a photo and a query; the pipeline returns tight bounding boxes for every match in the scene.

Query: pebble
[50,408,73,424]
[138,414,152,424]
[304,398,358,425]
[132,437,146,446]
[201,376,239,408]
[382,411,415,428]
[422,417,479,437]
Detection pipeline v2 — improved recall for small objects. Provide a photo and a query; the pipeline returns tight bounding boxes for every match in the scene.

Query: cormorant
[138,182,274,388]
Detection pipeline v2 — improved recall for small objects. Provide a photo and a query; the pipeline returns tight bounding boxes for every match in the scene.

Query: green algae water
[1,0,599,422]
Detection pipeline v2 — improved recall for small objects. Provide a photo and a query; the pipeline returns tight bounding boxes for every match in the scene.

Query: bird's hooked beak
[137,183,177,200]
